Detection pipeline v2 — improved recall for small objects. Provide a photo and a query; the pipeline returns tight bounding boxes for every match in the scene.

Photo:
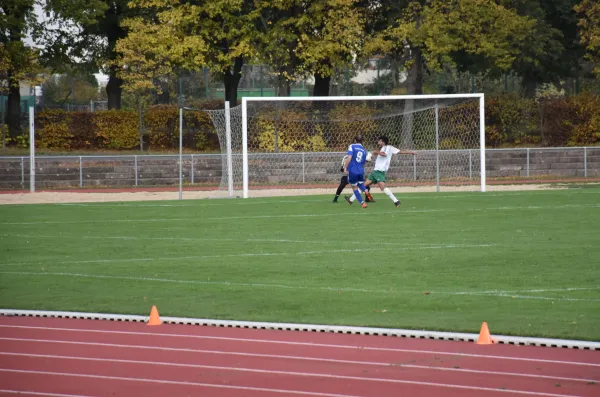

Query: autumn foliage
[33,104,220,151]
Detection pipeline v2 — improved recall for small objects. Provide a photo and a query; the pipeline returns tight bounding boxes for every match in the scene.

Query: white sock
[383,188,398,203]
[349,194,356,202]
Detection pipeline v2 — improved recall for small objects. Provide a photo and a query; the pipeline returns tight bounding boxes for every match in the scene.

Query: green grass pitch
[0,188,599,341]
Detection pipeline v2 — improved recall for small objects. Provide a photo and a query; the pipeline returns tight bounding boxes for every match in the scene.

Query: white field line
[0,248,381,267]
[1,351,597,387]
[0,367,585,397]
[464,287,600,294]
[0,243,494,267]
[0,351,597,384]
[0,368,362,397]
[437,292,600,302]
[4,204,599,225]
[0,333,598,368]
[0,271,598,302]
[51,189,600,207]
[0,271,386,293]
[0,390,98,397]
[0,233,491,248]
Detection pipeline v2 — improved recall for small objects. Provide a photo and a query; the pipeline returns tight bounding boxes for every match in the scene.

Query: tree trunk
[106,66,123,109]
[407,47,423,95]
[223,57,244,105]
[156,79,170,104]
[521,72,537,98]
[390,57,399,89]
[277,72,291,97]
[104,3,126,110]
[313,72,330,96]
[401,46,424,149]
[6,77,21,138]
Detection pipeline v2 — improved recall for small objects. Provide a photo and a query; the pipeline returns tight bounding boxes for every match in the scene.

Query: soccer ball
[366,152,373,162]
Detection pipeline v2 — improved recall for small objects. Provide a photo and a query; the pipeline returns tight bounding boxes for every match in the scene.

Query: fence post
[79,156,83,187]
[526,148,530,177]
[191,154,195,184]
[21,157,24,186]
[584,147,587,178]
[435,104,440,192]
[469,149,472,179]
[413,154,417,181]
[29,106,35,193]
[134,155,138,186]
[302,153,305,183]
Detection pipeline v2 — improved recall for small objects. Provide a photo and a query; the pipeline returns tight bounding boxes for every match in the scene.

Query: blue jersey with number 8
[346,144,367,175]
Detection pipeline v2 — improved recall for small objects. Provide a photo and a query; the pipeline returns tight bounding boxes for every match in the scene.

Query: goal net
[206,94,486,198]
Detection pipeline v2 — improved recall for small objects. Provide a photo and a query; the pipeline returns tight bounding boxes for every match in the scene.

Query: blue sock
[358,183,366,192]
[353,189,363,203]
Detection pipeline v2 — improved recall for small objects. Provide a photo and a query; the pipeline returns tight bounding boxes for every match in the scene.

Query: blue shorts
[348,172,364,186]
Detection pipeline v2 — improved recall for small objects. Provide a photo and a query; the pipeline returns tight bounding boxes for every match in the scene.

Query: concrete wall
[1,147,599,190]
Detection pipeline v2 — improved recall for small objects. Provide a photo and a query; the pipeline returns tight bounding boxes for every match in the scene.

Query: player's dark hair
[379,136,389,145]
[354,135,363,143]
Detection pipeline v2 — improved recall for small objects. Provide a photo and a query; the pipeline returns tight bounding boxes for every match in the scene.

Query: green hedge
[32,100,223,151]
[485,93,600,148]
[25,95,600,151]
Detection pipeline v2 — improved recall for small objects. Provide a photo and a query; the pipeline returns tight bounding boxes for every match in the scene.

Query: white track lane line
[0,390,98,397]
[0,333,597,368]
[0,368,360,397]
[1,351,596,384]
[0,368,582,397]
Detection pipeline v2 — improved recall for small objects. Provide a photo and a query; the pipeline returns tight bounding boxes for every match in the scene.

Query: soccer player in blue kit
[343,135,370,209]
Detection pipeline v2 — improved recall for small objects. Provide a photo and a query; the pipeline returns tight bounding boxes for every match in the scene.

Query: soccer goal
[206,94,486,198]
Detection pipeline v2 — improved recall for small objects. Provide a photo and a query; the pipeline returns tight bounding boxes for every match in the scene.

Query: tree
[252,0,303,96]
[253,0,364,97]
[41,73,99,107]
[299,0,364,96]
[500,0,583,97]
[0,0,42,137]
[364,0,534,94]
[40,0,136,109]
[575,0,600,77]
[357,0,412,92]
[116,0,255,105]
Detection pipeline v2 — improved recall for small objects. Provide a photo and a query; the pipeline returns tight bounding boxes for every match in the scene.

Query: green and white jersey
[374,145,401,172]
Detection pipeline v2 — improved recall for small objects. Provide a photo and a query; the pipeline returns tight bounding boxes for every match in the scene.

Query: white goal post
[207,94,486,199]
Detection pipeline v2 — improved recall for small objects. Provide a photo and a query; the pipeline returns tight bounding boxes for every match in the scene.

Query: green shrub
[485,94,539,147]
[69,112,98,149]
[144,105,179,149]
[94,110,139,149]
[35,110,72,149]
[564,94,600,146]
[254,109,327,152]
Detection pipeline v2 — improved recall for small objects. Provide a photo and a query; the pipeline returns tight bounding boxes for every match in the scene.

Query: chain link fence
[1,147,598,192]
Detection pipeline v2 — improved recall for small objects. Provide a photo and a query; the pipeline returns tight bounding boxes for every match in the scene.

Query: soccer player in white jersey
[345,136,416,207]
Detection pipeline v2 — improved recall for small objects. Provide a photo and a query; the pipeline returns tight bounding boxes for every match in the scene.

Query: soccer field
[1,188,599,341]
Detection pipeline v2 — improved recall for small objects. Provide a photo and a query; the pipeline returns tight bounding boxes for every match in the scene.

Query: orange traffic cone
[147,305,162,326]
[476,322,494,345]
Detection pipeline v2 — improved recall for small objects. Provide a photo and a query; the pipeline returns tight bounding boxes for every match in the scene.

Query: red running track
[0,316,598,397]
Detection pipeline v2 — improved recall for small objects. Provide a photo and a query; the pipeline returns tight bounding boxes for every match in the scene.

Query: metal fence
[1,147,598,191]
